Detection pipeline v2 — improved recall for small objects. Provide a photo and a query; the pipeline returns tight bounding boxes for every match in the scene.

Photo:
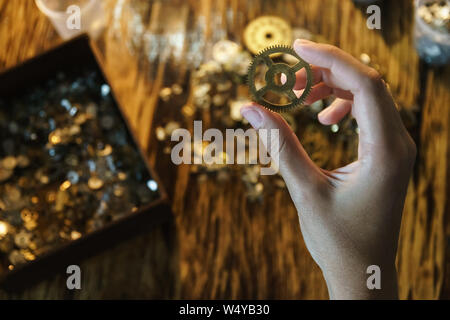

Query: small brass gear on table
[247,45,313,113]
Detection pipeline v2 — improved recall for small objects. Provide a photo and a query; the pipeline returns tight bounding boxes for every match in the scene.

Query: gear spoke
[286,90,297,101]
[292,61,306,72]
[256,86,269,99]
[261,55,274,68]
[254,55,274,69]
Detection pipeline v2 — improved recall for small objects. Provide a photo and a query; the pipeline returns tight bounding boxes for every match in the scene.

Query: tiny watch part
[212,40,241,64]
[244,16,292,55]
[247,45,313,113]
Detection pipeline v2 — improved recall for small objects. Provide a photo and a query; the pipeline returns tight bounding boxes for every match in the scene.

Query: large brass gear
[243,16,292,55]
[247,45,313,113]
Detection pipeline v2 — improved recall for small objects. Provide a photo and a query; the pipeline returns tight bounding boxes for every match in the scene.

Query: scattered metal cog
[247,45,313,113]
[243,16,292,55]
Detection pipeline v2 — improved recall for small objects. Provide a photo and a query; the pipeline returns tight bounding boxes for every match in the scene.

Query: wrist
[321,261,398,300]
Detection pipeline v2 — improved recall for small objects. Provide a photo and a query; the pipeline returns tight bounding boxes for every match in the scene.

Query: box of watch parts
[0,34,171,291]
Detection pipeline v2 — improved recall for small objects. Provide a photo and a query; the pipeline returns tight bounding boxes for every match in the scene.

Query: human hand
[240,40,416,299]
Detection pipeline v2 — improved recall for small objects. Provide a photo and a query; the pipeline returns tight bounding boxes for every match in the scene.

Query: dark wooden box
[0,35,171,291]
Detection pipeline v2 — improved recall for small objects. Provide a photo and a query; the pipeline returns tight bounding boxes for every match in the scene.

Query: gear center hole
[265,33,273,39]
[274,72,286,86]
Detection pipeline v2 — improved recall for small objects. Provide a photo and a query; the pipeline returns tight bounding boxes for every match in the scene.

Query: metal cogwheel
[247,45,313,113]
[212,40,241,64]
[243,16,292,55]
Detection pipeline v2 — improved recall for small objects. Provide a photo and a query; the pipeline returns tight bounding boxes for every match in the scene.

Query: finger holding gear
[247,45,313,113]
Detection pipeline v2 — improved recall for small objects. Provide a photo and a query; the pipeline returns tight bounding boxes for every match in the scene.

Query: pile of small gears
[418,0,450,33]
[154,16,418,202]
[415,0,450,65]
[0,69,159,274]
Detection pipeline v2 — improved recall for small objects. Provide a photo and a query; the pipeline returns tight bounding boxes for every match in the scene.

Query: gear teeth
[247,45,313,113]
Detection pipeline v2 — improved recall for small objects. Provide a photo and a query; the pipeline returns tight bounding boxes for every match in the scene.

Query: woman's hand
[241,40,416,299]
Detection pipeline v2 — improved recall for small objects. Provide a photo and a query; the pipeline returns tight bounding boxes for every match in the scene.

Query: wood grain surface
[0,0,449,300]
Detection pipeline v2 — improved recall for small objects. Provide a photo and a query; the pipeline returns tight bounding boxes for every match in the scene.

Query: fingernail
[280,73,286,84]
[318,107,330,120]
[294,38,314,47]
[241,105,264,129]
[293,39,314,54]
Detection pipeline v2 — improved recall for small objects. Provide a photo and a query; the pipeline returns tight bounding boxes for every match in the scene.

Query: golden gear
[243,16,292,55]
[247,45,313,113]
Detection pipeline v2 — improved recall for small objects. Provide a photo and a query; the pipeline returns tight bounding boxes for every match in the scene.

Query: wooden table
[0,0,449,299]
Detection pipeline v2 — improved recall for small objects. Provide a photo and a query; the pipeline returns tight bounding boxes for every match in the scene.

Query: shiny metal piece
[0,221,9,238]
[14,231,31,249]
[9,250,26,265]
[0,168,13,182]
[212,40,241,64]
[88,176,104,190]
[2,156,17,170]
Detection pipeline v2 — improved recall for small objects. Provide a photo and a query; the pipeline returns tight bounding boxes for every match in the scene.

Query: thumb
[240,104,322,193]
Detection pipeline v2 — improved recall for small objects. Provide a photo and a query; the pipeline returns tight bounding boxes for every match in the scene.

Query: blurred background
[0,0,449,299]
